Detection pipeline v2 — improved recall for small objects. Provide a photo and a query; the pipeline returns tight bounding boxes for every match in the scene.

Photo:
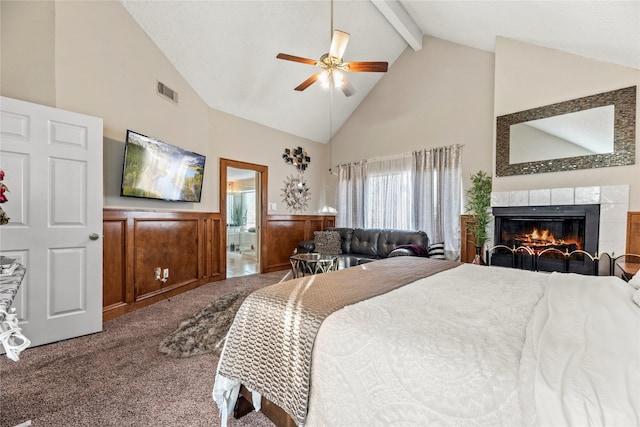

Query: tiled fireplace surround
[490,184,630,257]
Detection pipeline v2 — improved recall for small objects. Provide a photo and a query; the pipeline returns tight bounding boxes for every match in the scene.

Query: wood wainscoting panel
[264,216,306,272]
[103,209,330,319]
[207,216,223,279]
[103,209,222,321]
[263,215,335,272]
[627,212,640,255]
[133,218,200,301]
[103,219,127,314]
[460,215,477,263]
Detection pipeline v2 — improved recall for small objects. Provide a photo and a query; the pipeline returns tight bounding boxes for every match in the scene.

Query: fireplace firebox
[491,205,600,275]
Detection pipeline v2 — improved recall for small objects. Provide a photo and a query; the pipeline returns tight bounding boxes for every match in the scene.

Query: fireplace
[491,204,600,275]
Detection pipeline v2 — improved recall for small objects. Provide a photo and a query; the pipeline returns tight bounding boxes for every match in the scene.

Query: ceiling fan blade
[276,53,318,66]
[345,61,389,72]
[340,75,355,97]
[329,30,350,60]
[294,71,323,91]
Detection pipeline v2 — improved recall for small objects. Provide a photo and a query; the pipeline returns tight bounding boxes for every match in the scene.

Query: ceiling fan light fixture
[319,70,330,88]
[333,70,345,88]
[318,69,345,89]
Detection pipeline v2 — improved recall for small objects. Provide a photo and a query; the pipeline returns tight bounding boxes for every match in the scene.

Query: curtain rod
[333,143,465,170]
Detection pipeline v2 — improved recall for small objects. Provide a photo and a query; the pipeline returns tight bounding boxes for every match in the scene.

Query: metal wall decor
[283,146,311,172]
[281,174,311,212]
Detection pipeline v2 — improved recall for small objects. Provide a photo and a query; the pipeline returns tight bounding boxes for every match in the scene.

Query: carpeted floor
[0,270,293,427]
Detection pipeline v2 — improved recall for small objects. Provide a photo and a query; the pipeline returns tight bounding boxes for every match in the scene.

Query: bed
[213,256,640,427]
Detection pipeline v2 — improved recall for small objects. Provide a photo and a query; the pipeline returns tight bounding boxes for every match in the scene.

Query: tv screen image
[120,130,206,202]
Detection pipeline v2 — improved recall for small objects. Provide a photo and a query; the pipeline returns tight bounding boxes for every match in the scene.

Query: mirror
[509,105,615,163]
[496,86,636,176]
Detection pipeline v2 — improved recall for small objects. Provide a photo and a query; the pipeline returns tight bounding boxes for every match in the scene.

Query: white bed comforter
[304,264,640,427]
[528,271,640,426]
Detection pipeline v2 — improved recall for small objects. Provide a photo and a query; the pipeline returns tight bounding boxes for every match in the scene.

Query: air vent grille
[157,81,178,103]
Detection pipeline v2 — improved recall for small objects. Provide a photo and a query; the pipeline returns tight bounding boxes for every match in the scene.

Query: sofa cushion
[351,229,380,257]
[314,231,342,255]
[327,228,354,254]
[377,229,429,258]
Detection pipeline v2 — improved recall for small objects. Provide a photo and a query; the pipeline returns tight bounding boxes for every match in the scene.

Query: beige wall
[1,0,329,214]
[52,1,213,209]
[493,37,640,210]
[1,0,56,106]
[330,36,496,199]
[210,109,331,214]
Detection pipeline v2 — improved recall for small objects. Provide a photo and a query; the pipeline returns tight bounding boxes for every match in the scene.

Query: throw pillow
[314,231,342,255]
[428,242,446,259]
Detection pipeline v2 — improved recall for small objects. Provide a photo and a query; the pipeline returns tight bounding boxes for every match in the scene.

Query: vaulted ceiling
[120,1,640,144]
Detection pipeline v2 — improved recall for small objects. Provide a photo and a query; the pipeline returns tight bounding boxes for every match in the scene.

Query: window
[336,145,463,259]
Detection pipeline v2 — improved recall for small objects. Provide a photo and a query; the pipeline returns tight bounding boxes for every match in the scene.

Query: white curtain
[364,154,413,230]
[412,145,463,260]
[336,161,367,228]
[336,145,463,259]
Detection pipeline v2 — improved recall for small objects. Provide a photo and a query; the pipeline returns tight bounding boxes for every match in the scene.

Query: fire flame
[514,227,581,252]
[529,228,557,243]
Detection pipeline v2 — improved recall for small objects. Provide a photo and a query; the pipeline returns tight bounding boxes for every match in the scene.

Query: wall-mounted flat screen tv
[120,130,206,202]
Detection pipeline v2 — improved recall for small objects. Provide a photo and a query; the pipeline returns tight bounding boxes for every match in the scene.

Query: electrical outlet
[163,268,169,279]
[154,267,161,280]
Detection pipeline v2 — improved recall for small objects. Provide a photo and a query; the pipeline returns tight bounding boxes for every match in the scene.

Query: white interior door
[0,96,103,347]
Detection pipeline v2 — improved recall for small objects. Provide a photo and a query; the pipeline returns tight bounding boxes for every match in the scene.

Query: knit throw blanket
[216,257,460,425]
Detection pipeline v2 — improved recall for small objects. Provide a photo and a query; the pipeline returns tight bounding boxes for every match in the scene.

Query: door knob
[89,233,100,241]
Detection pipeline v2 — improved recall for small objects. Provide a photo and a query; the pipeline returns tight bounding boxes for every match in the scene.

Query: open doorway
[220,159,268,278]
[226,167,258,276]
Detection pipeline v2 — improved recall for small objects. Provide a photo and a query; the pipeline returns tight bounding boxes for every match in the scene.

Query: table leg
[289,259,300,279]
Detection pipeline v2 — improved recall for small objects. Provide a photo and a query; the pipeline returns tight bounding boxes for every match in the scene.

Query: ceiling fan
[276,26,388,97]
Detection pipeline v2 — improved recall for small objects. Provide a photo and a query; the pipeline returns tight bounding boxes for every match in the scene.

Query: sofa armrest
[298,240,316,253]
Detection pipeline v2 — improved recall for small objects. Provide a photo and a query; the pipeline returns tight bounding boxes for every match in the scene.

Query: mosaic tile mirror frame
[496,86,636,177]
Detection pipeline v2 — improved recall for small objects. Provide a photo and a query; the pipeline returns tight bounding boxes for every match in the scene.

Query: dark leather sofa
[298,227,430,269]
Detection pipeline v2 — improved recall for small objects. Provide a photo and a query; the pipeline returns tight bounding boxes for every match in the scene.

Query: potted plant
[465,170,492,264]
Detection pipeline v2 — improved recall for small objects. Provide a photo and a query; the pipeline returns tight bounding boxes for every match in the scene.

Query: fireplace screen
[492,205,600,275]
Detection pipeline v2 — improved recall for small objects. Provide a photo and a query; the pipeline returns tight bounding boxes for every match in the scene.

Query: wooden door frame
[220,158,268,277]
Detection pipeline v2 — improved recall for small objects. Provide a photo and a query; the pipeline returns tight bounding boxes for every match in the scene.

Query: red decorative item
[0,169,10,225]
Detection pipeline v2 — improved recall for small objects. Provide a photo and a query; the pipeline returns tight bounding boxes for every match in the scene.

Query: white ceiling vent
[157,81,178,104]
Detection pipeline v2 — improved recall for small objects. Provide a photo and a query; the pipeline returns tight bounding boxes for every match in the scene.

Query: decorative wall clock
[281,174,311,212]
